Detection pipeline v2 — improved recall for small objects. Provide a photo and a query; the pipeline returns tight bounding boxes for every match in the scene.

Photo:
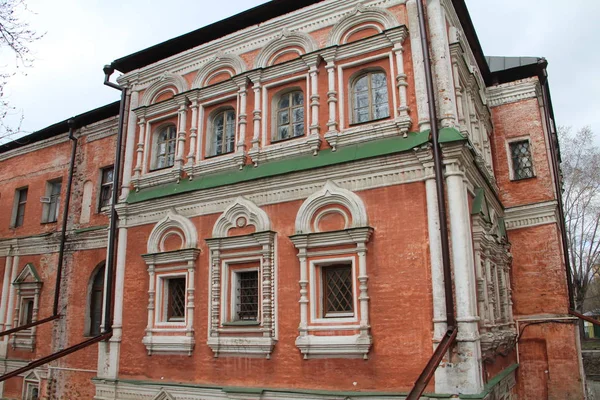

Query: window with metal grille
[154,125,177,170]
[42,180,62,223]
[166,277,186,322]
[509,140,534,180]
[351,71,389,124]
[235,271,259,321]
[274,90,304,141]
[13,187,28,227]
[99,166,114,210]
[322,264,354,317]
[209,109,236,157]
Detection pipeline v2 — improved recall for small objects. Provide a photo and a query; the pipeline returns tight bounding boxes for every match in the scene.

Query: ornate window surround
[11,263,42,352]
[141,210,199,355]
[205,197,277,358]
[289,181,373,359]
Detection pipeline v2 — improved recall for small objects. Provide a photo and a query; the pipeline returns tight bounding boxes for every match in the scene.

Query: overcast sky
[1,0,597,143]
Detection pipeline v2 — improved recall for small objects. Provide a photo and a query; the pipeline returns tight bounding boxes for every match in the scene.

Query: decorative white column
[146,264,155,344]
[261,244,273,349]
[406,0,430,131]
[186,260,195,350]
[445,158,483,394]
[387,27,411,136]
[305,56,322,155]
[174,97,188,170]
[121,89,139,199]
[186,99,199,166]
[4,255,19,333]
[248,78,262,165]
[357,243,369,337]
[235,79,248,169]
[427,0,458,128]
[323,50,340,151]
[209,249,221,355]
[0,255,13,333]
[133,114,146,183]
[297,245,309,338]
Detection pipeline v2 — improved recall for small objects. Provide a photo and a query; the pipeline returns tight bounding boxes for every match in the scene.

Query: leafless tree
[0,0,43,141]
[561,126,600,311]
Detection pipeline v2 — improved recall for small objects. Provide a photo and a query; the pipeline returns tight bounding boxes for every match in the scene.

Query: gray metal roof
[486,56,541,73]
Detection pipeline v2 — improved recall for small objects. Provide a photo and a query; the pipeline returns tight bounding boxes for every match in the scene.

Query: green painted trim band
[73,225,109,234]
[459,364,518,399]
[127,128,465,205]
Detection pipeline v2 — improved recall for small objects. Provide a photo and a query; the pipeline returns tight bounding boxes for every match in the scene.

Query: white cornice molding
[486,78,541,108]
[504,201,558,230]
[118,0,406,87]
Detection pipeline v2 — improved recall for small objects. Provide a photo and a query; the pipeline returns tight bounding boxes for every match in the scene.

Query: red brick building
[0,0,584,399]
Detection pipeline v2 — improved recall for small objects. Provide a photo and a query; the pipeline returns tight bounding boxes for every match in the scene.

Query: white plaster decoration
[385,28,411,136]
[147,210,198,254]
[405,0,429,131]
[192,52,246,89]
[205,197,276,358]
[0,255,12,333]
[323,49,340,150]
[141,72,188,107]
[295,181,368,234]
[10,263,42,352]
[233,77,249,169]
[254,29,317,69]
[290,181,372,359]
[152,389,176,400]
[133,113,146,181]
[212,197,271,237]
[121,90,139,199]
[3,255,18,341]
[174,96,189,172]
[486,78,541,108]
[504,201,558,230]
[307,57,322,154]
[186,99,200,166]
[326,4,398,47]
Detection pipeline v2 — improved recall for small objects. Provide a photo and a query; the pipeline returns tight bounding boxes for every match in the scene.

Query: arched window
[89,264,105,336]
[274,90,304,141]
[208,109,236,157]
[351,71,389,124]
[154,125,177,170]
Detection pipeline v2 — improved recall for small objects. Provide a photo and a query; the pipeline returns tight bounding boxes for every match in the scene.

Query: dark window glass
[99,166,114,210]
[352,71,389,124]
[19,299,34,326]
[155,125,177,169]
[322,264,354,317]
[209,110,236,157]
[236,271,259,321]
[14,188,28,227]
[167,278,186,321]
[275,91,304,141]
[44,181,62,223]
[90,265,105,336]
[510,140,534,180]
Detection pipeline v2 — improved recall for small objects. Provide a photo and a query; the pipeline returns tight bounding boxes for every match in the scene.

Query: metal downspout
[406,0,458,398]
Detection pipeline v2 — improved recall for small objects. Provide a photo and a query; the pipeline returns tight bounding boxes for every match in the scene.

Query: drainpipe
[102,65,127,335]
[406,0,458,398]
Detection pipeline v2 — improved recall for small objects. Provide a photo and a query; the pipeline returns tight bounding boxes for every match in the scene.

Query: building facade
[0,0,584,399]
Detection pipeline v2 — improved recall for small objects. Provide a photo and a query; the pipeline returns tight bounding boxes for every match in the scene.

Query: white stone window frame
[290,181,373,359]
[205,197,277,358]
[505,135,536,181]
[22,371,40,400]
[205,106,237,159]
[142,210,199,356]
[143,114,179,174]
[270,85,307,143]
[155,271,188,327]
[11,263,42,352]
[223,260,261,325]
[309,256,358,324]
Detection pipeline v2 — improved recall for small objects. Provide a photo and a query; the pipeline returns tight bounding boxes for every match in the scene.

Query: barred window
[351,71,389,124]
[510,140,534,180]
[274,90,304,141]
[166,277,186,322]
[209,109,236,157]
[322,264,354,317]
[154,125,177,170]
[235,270,259,321]
[99,166,114,210]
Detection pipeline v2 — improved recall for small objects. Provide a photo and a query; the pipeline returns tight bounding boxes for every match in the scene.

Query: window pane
[102,168,114,184]
[292,91,304,106]
[278,126,289,140]
[374,103,389,119]
[167,278,186,321]
[19,189,27,203]
[510,140,534,179]
[278,110,289,125]
[371,72,387,88]
[236,271,259,321]
[157,155,165,169]
[158,142,166,156]
[354,76,368,92]
[293,123,304,137]
[278,95,290,109]
[355,92,369,109]
[323,265,353,316]
[292,107,304,123]
[354,108,369,123]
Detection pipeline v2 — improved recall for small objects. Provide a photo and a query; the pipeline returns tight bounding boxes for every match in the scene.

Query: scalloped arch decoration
[141,72,188,106]
[255,29,318,69]
[212,197,271,238]
[192,52,246,89]
[147,210,198,254]
[326,5,398,46]
[295,181,368,234]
